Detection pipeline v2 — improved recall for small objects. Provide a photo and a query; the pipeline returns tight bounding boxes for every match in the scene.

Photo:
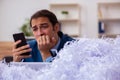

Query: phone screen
[13,32,30,55]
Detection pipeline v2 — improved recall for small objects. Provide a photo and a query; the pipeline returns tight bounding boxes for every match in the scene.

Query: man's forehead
[31,18,50,27]
[32,17,49,22]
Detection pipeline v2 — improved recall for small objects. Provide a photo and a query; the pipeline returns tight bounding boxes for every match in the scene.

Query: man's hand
[37,35,56,52]
[12,40,32,62]
[37,35,57,61]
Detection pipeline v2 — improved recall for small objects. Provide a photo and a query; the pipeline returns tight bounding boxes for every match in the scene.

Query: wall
[0,0,120,41]
[0,0,50,41]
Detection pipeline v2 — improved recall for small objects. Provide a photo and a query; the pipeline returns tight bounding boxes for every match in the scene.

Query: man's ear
[54,23,60,32]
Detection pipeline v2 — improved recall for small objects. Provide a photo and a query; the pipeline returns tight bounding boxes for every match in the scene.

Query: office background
[0,0,120,41]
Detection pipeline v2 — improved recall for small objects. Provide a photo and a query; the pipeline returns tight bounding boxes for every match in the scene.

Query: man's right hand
[12,40,32,62]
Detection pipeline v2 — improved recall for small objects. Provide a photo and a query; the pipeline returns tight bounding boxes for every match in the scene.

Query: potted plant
[61,10,69,18]
[20,19,33,37]
[61,10,69,15]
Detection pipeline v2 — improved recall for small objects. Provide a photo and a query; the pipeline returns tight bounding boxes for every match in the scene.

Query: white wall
[0,0,50,41]
[0,0,120,41]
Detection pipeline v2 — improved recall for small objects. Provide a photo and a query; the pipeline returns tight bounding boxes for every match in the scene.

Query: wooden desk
[0,42,13,60]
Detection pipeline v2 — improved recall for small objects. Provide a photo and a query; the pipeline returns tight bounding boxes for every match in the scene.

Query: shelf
[98,2,120,38]
[98,2,120,19]
[99,18,120,23]
[99,33,120,38]
[50,3,80,7]
[98,2,120,6]
[59,19,80,22]
[50,4,80,20]
[50,3,81,37]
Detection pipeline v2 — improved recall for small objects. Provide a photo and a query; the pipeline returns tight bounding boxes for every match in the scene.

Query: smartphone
[13,32,30,55]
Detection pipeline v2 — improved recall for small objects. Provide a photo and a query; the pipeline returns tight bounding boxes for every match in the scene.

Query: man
[12,9,73,62]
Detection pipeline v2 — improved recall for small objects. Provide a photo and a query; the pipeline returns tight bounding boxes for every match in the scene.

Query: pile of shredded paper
[0,37,120,80]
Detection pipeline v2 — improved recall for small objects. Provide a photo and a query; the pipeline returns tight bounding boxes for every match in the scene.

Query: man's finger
[13,40,21,49]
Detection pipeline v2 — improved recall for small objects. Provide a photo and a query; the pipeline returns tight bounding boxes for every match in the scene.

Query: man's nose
[37,29,44,36]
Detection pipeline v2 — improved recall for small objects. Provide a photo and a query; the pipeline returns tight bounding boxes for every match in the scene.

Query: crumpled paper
[0,37,120,80]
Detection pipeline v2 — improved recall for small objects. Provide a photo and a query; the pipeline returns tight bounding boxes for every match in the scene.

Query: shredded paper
[0,37,120,80]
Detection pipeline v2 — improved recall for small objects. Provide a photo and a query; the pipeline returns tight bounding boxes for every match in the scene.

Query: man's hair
[30,9,59,27]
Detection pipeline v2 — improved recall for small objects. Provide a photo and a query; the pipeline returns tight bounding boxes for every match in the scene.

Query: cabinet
[98,2,120,38]
[50,3,81,37]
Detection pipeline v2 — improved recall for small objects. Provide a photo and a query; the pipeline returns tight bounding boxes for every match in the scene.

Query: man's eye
[42,25,48,28]
[32,28,37,31]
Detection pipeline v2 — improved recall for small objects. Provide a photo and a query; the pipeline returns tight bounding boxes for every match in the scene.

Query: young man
[12,9,73,62]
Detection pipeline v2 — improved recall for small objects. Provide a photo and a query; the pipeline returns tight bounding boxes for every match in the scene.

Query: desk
[0,42,13,60]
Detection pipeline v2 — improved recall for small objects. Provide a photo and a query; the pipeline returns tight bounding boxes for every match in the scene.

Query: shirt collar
[52,37,61,50]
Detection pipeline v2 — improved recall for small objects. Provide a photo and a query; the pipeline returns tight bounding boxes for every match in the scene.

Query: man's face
[31,17,59,41]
